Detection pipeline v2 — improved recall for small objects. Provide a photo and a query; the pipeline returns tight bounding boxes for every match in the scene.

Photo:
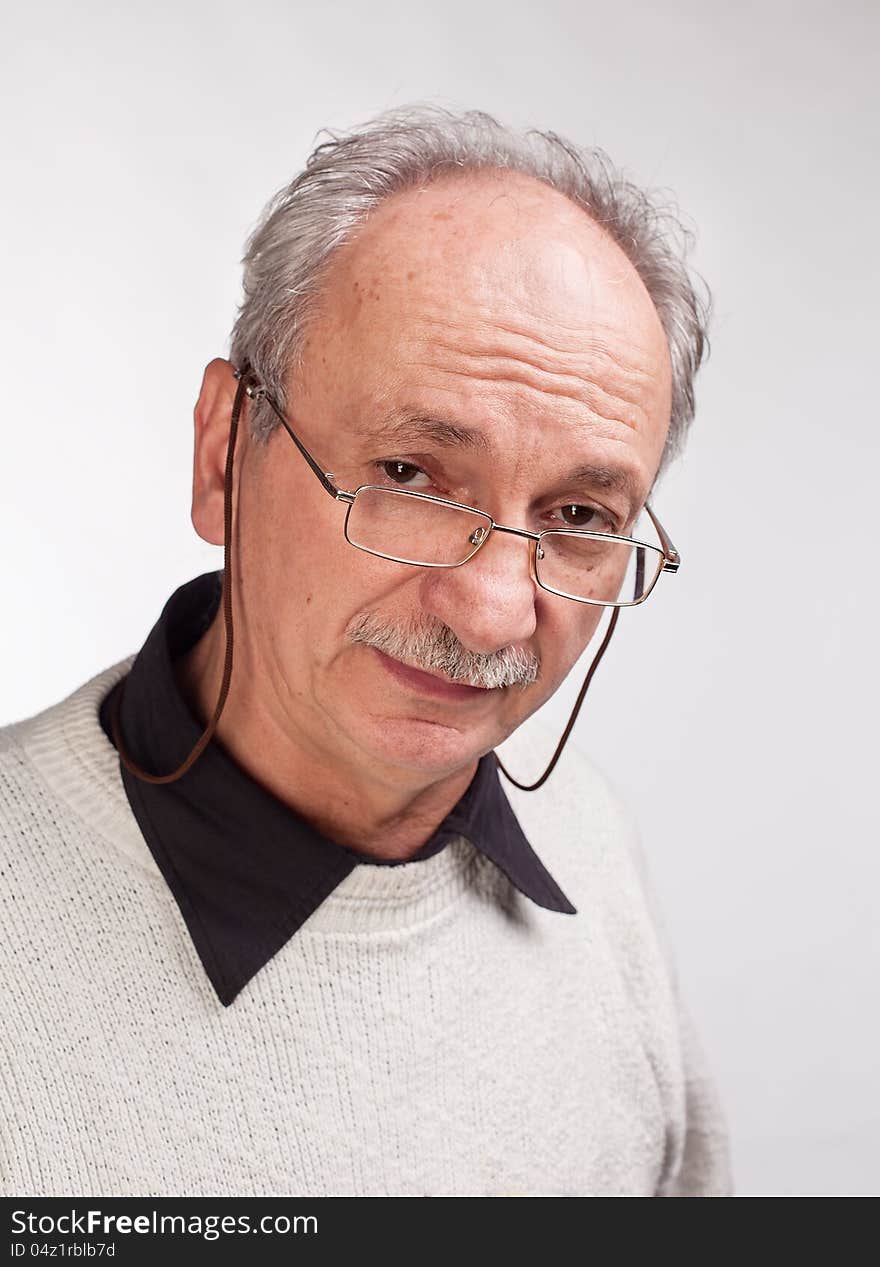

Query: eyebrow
[360,411,645,513]
[363,412,492,454]
[556,462,643,505]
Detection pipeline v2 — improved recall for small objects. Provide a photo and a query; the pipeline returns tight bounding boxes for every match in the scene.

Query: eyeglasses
[235,370,680,608]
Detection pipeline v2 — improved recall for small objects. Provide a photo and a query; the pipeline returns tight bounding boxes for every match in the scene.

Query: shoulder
[0,654,133,761]
[0,656,135,853]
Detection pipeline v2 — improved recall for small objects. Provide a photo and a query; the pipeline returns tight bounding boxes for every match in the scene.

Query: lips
[372,648,491,699]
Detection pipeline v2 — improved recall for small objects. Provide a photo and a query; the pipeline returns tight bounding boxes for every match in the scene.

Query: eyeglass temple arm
[643,501,680,572]
[232,368,349,503]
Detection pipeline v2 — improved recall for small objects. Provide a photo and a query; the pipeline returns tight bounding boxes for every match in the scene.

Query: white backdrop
[2,0,878,1196]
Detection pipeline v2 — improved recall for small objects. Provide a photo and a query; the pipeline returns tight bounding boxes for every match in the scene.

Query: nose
[419,526,539,655]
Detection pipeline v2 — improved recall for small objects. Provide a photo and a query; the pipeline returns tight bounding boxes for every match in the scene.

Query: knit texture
[0,658,732,1196]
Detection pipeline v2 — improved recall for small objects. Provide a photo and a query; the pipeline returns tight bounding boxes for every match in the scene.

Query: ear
[190,358,245,546]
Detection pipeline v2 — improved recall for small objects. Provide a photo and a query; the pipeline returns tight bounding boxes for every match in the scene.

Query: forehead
[300,170,672,479]
[322,171,664,332]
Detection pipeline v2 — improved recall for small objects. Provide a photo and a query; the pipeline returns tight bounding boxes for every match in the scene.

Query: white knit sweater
[0,657,732,1197]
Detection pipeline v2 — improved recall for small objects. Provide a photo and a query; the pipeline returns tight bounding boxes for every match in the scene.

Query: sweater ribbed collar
[81,571,575,1005]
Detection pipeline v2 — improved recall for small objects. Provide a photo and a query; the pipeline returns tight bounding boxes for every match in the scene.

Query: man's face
[210,171,672,782]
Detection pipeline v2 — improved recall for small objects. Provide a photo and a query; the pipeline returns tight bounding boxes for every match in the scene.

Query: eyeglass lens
[344,487,663,604]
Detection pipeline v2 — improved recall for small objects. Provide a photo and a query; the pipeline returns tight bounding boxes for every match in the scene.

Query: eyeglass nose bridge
[490,521,543,542]
[464,519,544,584]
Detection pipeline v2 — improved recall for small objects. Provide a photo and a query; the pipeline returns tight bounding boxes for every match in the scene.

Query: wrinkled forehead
[292,172,672,484]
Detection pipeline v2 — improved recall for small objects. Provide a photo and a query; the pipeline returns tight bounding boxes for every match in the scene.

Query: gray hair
[229,104,710,480]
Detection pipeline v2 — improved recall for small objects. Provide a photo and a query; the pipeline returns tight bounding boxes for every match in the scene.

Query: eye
[375,459,432,489]
[551,503,617,532]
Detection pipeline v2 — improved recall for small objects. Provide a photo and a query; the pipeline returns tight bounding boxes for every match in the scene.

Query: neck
[172,614,479,861]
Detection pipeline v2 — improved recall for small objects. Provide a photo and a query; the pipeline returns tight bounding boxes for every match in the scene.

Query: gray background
[2,0,878,1196]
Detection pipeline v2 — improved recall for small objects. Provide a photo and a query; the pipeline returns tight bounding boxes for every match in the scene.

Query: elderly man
[0,106,731,1197]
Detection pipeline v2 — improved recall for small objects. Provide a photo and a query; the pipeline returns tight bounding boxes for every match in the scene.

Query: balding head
[230,105,707,478]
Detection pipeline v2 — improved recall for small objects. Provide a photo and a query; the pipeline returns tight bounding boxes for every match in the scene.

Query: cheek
[233,470,331,647]
[246,500,421,660]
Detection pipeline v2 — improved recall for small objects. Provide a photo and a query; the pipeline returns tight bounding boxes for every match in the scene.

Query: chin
[350,711,490,776]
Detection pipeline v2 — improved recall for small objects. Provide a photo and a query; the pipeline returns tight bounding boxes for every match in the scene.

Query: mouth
[372,648,494,700]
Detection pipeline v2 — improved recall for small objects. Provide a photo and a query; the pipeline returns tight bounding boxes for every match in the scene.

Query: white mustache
[346,611,540,690]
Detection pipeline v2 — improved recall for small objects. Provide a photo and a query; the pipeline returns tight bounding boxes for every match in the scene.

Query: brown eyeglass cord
[109,371,248,784]
[110,366,619,791]
[494,601,619,791]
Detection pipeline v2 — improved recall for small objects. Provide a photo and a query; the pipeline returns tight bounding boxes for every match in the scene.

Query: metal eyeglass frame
[231,365,682,792]
[235,372,680,607]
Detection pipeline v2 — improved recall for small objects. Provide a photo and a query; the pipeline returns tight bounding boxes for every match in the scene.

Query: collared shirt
[99,571,575,1005]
